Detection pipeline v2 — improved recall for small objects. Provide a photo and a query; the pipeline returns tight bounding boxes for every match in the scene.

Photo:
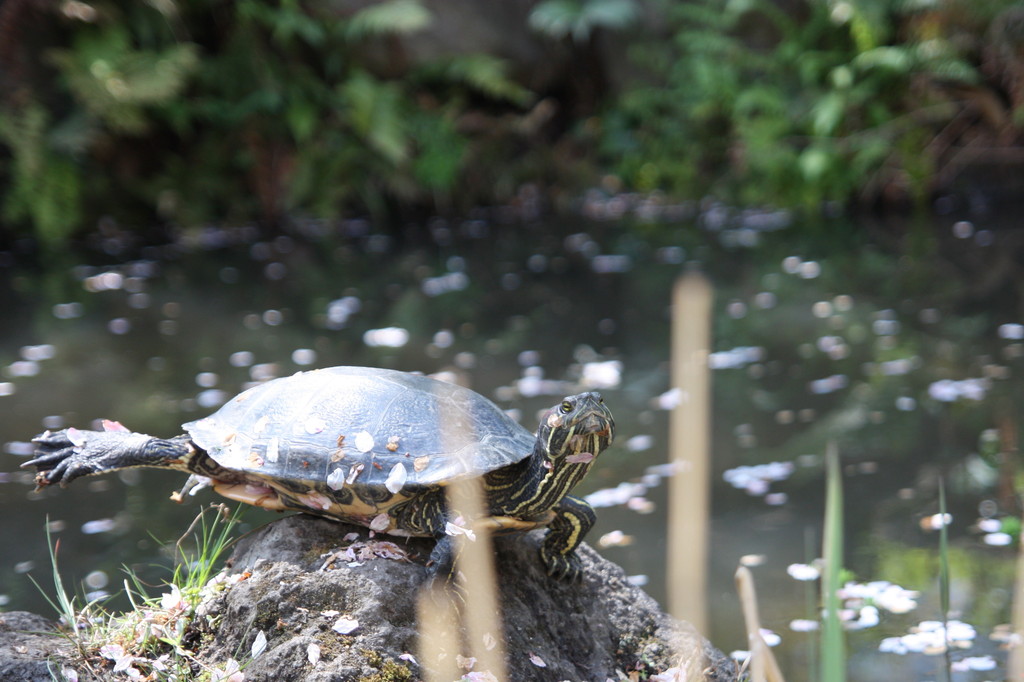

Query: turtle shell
[182,366,535,494]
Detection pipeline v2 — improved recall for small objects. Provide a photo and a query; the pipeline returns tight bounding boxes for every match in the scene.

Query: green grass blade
[938,480,950,617]
[170,503,243,604]
[821,442,846,682]
[938,479,951,682]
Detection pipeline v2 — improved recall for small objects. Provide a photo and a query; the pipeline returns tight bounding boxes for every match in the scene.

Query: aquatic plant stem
[446,476,508,680]
[938,480,952,682]
[667,269,712,632]
[821,442,846,682]
[1009,518,1024,678]
[735,565,787,682]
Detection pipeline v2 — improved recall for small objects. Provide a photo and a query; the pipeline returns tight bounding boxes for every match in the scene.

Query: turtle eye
[560,400,573,414]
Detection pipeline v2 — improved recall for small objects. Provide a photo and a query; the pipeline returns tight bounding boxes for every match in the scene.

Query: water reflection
[1,210,1021,681]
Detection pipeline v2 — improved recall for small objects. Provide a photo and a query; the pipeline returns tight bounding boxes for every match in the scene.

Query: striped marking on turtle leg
[474,510,555,535]
[539,494,596,581]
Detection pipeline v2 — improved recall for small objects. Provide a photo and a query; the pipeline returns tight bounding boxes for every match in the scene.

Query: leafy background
[1,0,1023,244]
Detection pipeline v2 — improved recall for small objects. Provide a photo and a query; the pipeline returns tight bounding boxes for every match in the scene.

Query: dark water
[1,207,1020,680]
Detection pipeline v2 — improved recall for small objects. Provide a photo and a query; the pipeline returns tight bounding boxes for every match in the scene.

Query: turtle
[25,366,615,581]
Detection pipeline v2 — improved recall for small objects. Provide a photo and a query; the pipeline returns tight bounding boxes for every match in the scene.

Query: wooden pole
[419,395,508,681]
[446,477,509,680]
[667,270,712,633]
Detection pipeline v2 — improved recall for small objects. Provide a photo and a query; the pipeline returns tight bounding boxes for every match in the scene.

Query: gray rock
[194,514,737,681]
[0,515,737,681]
[0,611,72,682]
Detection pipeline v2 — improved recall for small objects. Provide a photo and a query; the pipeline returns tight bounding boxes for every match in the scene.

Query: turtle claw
[31,429,75,447]
[26,453,79,488]
[21,446,76,470]
[23,433,84,487]
[23,430,76,487]
[36,454,94,487]
[539,546,583,582]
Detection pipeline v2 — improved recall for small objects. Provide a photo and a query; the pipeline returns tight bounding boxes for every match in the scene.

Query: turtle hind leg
[25,429,194,488]
[539,494,596,582]
[426,534,456,583]
[390,490,454,580]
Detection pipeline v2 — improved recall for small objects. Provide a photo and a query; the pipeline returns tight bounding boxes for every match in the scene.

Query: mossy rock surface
[0,515,737,681]
[195,515,736,681]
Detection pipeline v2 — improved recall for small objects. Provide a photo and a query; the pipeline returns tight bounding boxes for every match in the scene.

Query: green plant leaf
[821,442,847,682]
[853,46,915,74]
[340,71,408,165]
[347,0,433,39]
[286,100,319,142]
[412,114,465,191]
[529,0,583,39]
[799,145,832,182]
[812,91,847,136]
[529,0,638,41]
[49,29,200,134]
[440,55,533,105]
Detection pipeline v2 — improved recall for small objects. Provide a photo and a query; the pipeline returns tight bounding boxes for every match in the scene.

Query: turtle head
[493,392,614,519]
[539,392,615,465]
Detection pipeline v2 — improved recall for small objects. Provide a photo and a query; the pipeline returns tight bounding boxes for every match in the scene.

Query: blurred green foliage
[601,0,1023,208]
[0,0,530,245]
[529,0,639,41]
[0,0,1022,244]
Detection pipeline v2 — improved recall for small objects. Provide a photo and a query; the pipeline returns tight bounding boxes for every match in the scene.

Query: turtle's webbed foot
[539,545,584,582]
[24,428,153,488]
[539,495,594,582]
[24,430,94,487]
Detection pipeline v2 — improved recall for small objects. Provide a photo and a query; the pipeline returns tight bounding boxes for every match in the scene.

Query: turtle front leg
[539,494,596,582]
[25,429,193,487]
